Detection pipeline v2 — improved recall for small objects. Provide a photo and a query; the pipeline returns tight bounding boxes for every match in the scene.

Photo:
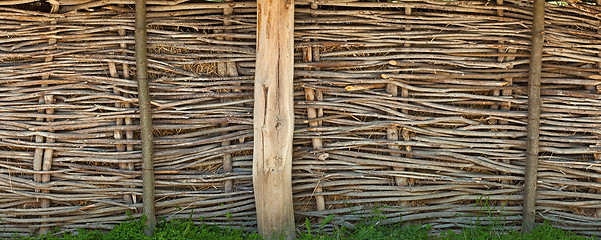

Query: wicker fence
[0,0,600,237]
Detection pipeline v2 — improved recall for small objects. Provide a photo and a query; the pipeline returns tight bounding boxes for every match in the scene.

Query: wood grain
[253,0,295,239]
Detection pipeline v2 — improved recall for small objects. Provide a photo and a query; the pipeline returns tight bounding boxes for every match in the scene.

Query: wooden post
[253,0,295,238]
[523,0,544,233]
[401,6,414,187]
[219,0,238,193]
[302,4,326,218]
[117,7,136,204]
[34,2,60,235]
[303,46,326,214]
[112,4,136,205]
[496,0,516,187]
[386,85,408,199]
[595,12,601,218]
[135,0,156,236]
[491,0,503,125]
[110,63,135,205]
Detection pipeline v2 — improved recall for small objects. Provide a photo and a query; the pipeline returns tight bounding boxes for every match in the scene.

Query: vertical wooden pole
[35,3,60,235]
[253,0,295,238]
[523,0,544,233]
[304,88,327,214]
[39,95,55,235]
[401,6,414,187]
[111,64,134,205]
[117,11,136,204]
[386,85,408,198]
[497,0,516,187]
[112,4,136,205]
[219,0,238,193]
[302,4,326,218]
[490,0,503,126]
[119,13,136,203]
[594,11,601,218]
[303,48,326,214]
[135,0,156,236]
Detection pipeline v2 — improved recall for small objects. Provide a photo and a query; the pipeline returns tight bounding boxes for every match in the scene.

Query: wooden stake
[497,0,515,186]
[591,22,601,217]
[386,84,408,196]
[402,7,414,186]
[36,3,60,235]
[303,46,327,215]
[220,0,237,193]
[523,0,544,233]
[135,0,156,236]
[253,0,295,239]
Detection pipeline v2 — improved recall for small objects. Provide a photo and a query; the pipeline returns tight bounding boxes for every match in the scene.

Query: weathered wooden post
[135,0,157,236]
[523,0,544,233]
[596,0,601,220]
[35,2,60,235]
[253,0,295,238]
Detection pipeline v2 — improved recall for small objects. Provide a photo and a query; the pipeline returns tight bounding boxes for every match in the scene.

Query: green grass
[14,212,597,240]
[297,219,430,240]
[439,222,596,240]
[15,217,261,240]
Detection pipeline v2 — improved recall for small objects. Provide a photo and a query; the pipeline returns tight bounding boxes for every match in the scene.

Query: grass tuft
[440,221,595,240]
[14,217,261,240]
[14,205,599,240]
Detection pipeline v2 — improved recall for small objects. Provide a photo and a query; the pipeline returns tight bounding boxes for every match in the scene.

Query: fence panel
[0,0,600,237]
